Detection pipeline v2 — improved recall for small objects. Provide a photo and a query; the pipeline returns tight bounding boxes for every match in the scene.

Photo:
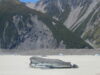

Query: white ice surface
[0,55,100,75]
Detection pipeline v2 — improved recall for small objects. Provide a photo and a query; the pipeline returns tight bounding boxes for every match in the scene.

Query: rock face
[0,0,93,50]
[26,0,100,48]
[30,57,73,69]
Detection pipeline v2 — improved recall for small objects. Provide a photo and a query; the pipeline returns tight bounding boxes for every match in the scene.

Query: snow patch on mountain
[26,2,35,9]
[35,1,47,13]
[57,0,64,12]
[26,2,46,13]
[52,22,56,26]
[58,40,66,48]
[53,16,59,21]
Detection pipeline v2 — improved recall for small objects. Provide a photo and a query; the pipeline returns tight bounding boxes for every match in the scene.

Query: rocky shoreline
[0,49,100,55]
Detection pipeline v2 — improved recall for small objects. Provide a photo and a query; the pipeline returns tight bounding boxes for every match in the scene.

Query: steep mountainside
[0,0,92,49]
[26,0,100,48]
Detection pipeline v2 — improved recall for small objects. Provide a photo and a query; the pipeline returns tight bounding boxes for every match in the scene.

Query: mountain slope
[27,0,100,48]
[0,0,92,49]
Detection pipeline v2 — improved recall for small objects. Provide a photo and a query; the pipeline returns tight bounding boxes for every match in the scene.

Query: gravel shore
[0,49,100,55]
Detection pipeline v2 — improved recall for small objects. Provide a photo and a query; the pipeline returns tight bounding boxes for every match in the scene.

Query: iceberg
[29,57,76,69]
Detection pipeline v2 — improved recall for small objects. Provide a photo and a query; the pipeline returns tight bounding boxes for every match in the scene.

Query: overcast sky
[20,0,39,3]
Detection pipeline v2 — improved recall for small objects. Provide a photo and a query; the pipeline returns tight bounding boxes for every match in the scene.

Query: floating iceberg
[29,57,78,69]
